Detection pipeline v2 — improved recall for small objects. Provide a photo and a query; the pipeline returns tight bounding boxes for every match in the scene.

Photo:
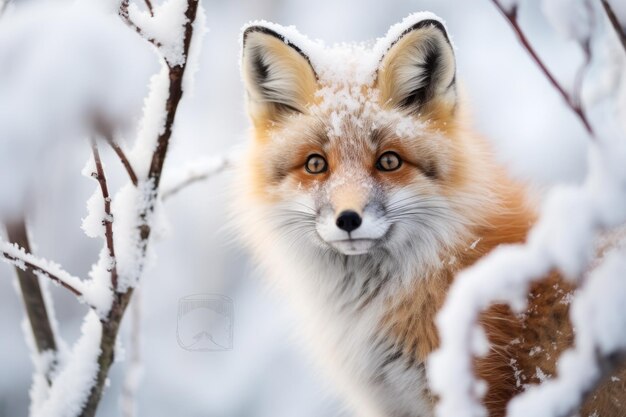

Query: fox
[234,12,626,417]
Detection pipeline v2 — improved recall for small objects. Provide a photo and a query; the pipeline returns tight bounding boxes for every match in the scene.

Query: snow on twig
[120,291,142,417]
[119,0,162,49]
[0,240,87,301]
[31,311,103,417]
[6,220,59,386]
[507,245,626,417]
[90,138,119,291]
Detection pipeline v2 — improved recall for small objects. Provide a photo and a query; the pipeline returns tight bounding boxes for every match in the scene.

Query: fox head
[238,14,497,269]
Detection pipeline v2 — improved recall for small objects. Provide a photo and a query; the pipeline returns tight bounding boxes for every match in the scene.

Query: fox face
[239,16,494,270]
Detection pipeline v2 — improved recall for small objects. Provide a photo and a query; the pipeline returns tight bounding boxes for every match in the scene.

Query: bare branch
[161,155,232,200]
[144,0,154,17]
[99,131,139,186]
[6,219,58,384]
[90,138,119,291]
[491,1,595,137]
[602,0,626,52]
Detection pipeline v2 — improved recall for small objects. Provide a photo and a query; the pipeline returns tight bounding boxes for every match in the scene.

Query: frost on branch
[30,311,103,417]
[1,0,208,416]
[128,0,191,66]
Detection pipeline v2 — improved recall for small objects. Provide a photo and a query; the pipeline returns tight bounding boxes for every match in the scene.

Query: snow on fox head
[238,13,494,270]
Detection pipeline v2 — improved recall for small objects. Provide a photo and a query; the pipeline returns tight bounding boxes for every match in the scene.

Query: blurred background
[0,0,605,415]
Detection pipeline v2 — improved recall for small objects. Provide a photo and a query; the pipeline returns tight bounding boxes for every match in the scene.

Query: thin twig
[162,156,232,200]
[90,138,118,291]
[602,0,626,52]
[144,0,154,17]
[6,220,58,385]
[107,138,139,187]
[491,1,595,137]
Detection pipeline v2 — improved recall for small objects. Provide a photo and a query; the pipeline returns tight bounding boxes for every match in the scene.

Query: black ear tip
[242,25,287,48]
[241,23,318,80]
[402,19,451,46]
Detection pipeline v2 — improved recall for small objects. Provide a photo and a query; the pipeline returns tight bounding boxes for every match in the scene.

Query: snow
[30,311,102,417]
[181,2,207,95]
[1,241,85,298]
[83,249,115,319]
[128,66,170,179]
[128,0,190,67]
[508,247,626,417]
[429,138,626,417]
[111,183,150,292]
[242,12,449,88]
[82,189,107,239]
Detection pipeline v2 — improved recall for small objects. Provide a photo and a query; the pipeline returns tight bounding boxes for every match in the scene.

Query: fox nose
[336,210,362,233]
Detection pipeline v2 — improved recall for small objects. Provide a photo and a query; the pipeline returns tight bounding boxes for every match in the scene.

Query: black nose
[336,210,362,233]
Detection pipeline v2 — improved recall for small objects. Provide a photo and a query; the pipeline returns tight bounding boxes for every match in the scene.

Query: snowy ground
[0,0,603,416]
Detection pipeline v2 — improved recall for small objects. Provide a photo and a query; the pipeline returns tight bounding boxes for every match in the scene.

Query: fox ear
[377,19,456,117]
[241,26,317,125]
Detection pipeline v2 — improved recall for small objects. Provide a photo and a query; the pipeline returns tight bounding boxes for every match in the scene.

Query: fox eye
[305,154,328,174]
[376,152,402,172]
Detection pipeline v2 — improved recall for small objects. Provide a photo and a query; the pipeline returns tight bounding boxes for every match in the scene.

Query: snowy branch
[119,0,162,49]
[491,0,595,137]
[76,2,202,416]
[1,240,86,300]
[161,154,233,200]
[5,220,59,384]
[90,138,118,291]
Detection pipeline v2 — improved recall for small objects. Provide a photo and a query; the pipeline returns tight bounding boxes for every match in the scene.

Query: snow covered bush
[429,1,626,417]
[0,1,230,416]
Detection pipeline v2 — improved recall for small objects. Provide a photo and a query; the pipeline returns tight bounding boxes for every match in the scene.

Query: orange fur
[381,173,626,416]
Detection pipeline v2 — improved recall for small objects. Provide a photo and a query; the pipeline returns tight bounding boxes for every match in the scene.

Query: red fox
[236,13,626,417]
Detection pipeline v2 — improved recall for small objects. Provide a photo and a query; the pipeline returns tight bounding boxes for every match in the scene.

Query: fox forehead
[254,103,455,194]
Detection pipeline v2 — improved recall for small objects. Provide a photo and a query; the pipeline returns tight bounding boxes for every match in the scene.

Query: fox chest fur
[235,12,626,417]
